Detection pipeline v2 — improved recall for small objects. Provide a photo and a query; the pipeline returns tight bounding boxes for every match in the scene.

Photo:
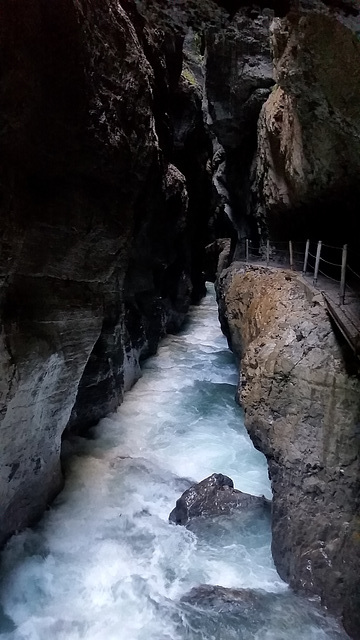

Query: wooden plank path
[320,290,360,357]
[322,295,359,353]
[298,272,360,356]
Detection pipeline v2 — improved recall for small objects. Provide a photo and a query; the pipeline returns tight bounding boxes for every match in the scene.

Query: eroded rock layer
[217,263,360,636]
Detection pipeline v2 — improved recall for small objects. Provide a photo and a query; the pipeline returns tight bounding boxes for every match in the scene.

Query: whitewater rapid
[0,286,348,639]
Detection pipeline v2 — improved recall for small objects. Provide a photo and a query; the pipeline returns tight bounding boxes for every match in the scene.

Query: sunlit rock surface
[251,6,360,241]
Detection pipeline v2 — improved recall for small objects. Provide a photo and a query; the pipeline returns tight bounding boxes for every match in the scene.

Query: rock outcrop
[217,263,360,637]
[169,473,268,525]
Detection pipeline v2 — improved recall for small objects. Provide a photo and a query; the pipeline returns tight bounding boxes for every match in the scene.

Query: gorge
[0,0,360,638]
[0,287,349,639]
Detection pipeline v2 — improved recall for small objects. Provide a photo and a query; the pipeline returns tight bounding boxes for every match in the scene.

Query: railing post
[313,240,322,285]
[303,239,310,275]
[266,240,270,267]
[339,244,348,305]
[289,240,293,270]
[245,238,249,264]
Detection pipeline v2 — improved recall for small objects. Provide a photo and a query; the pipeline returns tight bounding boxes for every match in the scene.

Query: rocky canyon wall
[0,0,214,544]
[250,2,360,243]
[2,1,360,637]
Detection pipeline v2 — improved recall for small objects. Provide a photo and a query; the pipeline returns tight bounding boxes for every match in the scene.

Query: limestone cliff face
[251,6,360,241]
[0,0,202,544]
[217,263,360,637]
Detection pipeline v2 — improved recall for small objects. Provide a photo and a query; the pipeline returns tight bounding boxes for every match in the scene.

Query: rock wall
[205,10,274,240]
[217,263,360,637]
[0,0,207,544]
[0,0,281,550]
[251,4,360,242]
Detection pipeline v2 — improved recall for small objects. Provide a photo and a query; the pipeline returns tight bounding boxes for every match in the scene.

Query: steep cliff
[211,2,360,637]
[136,0,279,246]
[217,263,360,637]
[0,0,206,544]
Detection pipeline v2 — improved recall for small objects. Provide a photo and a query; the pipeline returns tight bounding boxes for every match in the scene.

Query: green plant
[181,67,197,86]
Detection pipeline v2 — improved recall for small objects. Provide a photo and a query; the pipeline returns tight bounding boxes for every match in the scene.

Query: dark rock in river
[169,473,268,525]
[180,584,348,638]
[182,584,265,612]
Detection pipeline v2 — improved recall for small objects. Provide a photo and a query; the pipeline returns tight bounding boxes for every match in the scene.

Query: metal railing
[239,238,360,307]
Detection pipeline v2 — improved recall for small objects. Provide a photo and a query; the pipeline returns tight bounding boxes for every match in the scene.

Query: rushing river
[0,286,348,640]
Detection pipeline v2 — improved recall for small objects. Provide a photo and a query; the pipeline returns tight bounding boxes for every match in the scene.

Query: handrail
[239,238,360,306]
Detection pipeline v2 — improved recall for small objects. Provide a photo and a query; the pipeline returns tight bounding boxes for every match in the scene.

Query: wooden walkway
[319,290,360,357]
[298,272,360,357]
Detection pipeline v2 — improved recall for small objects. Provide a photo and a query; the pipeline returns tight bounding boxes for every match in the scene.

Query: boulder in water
[181,584,262,612]
[179,584,348,638]
[169,473,268,525]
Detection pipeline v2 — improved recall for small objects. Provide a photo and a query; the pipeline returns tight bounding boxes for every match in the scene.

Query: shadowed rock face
[217,264,360,637]
[0,0,206,544]
[137,0,360,253]
[205,10,274,240]
[136,0,279,244]
[169,473,269,525]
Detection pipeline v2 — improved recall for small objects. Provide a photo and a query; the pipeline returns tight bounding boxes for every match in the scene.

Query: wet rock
[169,473,268,525]
[217,263,360,635]
[180,584,348,638]
[181,584,266,612]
